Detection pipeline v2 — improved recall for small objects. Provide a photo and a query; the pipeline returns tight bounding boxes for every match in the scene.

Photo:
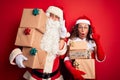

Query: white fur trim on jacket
[55,75,64,80]
[23,71,36,80]
[95,53,106,62]
[64,56,70,61]
[57,42,67,55]
[9,48,22,65]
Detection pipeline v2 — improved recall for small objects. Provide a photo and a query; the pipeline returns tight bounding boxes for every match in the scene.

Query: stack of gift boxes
[69,41,95,79]
[15,8,48,69]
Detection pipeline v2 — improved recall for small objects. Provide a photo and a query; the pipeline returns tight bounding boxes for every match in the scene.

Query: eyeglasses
[78,26,89,29]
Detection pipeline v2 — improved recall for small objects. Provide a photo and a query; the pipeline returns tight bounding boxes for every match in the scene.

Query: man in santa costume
[64,16,106,80]
[9,6,68,80]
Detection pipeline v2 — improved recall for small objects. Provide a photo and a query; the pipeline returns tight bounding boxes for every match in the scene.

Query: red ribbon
[24,28,31,35]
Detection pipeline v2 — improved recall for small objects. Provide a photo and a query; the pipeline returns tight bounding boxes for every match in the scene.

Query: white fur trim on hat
[76,19,90,25]
[9,48,22,65]
[46,6,63,20]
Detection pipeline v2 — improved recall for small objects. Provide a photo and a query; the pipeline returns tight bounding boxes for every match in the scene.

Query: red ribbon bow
[24,28,31,35]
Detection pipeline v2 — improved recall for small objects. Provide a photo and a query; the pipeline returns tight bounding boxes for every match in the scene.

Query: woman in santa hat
[9,6,68,80]
[64,16,106,80]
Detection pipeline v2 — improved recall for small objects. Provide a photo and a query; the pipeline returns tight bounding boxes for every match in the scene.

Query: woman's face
[78,23,89,39]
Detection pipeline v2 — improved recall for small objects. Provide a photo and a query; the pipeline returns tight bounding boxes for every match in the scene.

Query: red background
[0,0,120,80]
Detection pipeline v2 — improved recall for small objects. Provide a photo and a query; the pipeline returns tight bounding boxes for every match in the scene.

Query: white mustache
[47,18,60,26]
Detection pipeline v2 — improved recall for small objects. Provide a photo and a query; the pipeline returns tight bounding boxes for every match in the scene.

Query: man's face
[50,13,60,21]
[47,13,61,29]
[78,23,89,39]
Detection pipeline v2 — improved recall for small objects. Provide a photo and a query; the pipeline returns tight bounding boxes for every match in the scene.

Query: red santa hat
[46,6,63,20]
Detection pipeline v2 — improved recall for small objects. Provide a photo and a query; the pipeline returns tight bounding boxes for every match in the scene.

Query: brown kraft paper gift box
[69,41,89,59]
[15,27,43,48]
[70,41,88,50]
[73,59,95,79]
[20,8,47,33]
[15,8,47,47]
[69,41,95,79]
[22,47,47,69]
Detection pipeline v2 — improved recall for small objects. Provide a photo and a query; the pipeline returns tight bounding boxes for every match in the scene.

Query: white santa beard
[40,18,61,55]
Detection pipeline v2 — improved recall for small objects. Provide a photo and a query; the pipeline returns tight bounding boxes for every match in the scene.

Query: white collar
[74,37,87,41]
